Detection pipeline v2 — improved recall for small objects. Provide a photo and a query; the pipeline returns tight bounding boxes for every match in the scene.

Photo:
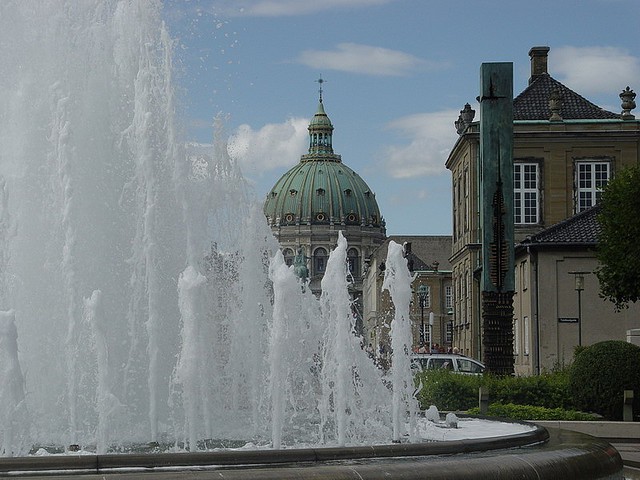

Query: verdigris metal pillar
[479,62,515,375]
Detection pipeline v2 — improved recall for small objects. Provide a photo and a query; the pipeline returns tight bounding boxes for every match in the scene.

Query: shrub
[569,340,640,420]
[466,402,597,421]
[413,365,575,413]
[414,369,481,411]
[484,369,574,410]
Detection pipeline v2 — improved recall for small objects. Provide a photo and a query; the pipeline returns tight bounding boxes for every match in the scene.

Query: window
[428,358,452,370]
[576,161,610,212]
[417,285,430,309]
[444,285,453,309]
[456,358,484,374]
[347,248,359,277]
[283,248,294,267]
[514,163,539,224]
[465,270,470,325]
[513,318,520,355]
[463,168,469,231]
[314,248,327,275]
[523,316,530,356]
[445,322,453,343]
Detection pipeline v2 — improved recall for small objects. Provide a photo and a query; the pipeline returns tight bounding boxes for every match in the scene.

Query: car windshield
[457,358,484,374]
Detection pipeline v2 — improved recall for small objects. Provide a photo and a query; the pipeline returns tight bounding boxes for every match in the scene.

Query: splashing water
[0,0,402,454]
[382,241,418,442]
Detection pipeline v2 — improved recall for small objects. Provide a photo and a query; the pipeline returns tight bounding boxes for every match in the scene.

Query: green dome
[264,100,383,228]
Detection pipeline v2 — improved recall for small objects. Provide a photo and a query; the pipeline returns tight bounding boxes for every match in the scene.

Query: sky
[162,0,640,236]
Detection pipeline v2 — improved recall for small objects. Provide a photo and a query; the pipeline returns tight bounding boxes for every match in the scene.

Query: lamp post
[568,271,590,346]
[418,285,427,348]
[446,308,454,348]
[429,312,434,354]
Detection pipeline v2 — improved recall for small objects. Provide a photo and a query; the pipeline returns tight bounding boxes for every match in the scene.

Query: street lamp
[418,285,427,348]
[568,271,590,346]
[429,312,434,354]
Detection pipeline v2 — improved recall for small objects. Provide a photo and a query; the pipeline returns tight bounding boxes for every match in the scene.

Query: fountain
[0,0,398,453]
[0,1,625,478]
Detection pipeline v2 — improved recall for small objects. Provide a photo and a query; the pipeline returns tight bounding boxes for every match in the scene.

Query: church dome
[264,99,383,229]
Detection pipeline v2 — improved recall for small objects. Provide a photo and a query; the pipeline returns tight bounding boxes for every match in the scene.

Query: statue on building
[293,247,309,281]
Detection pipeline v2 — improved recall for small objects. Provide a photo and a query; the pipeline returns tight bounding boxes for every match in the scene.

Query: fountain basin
[0,425,624,479]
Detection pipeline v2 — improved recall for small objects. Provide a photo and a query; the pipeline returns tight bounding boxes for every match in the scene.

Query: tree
[596,164,640,310]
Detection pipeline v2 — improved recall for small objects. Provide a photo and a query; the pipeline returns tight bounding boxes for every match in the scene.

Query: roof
[514,73,619,121]
[264,99,383,229]
[372,236,452,271]
[518,205,601,248]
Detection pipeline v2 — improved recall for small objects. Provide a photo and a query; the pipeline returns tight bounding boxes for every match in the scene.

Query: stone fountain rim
[0,419,548,472]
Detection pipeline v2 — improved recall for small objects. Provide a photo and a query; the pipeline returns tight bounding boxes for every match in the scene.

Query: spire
[307,76,335,156]
[316,75,325,103]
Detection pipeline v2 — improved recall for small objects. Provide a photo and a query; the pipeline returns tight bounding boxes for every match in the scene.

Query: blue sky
[163,0,640,235]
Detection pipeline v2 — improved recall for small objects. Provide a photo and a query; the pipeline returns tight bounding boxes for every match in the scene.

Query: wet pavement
[615,442,640,478]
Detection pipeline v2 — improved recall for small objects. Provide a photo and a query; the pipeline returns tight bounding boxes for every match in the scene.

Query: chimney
[529,46,550,84]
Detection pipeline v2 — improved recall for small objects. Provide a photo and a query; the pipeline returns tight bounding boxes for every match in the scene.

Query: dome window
[344,189,352,196]
[271,191,277,197]
[347,213,358,223]
[316,212,326,222]
[289,189,297,196]
[316,188,325,196]
[285,213,295,223]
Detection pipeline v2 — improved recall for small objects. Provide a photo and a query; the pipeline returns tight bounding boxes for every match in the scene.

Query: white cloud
[297,43,441,76]
[227,118,309,175]
[380,109,460,179]
[552,46,640,95]
[215,0,393,17]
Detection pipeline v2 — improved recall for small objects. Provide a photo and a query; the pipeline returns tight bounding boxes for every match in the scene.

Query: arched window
[283,248,294,267]
[314,247,328,275]
[347,248,359,277]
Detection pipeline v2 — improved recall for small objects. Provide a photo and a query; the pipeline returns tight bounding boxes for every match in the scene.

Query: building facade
[514,206,640,374]
[362,236,453,367]
[446,46,640,364]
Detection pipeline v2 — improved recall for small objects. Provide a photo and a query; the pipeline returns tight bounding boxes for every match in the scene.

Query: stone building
[446,46,640,364]
[362,236,453,365]
[263,93,386,315]
[514,205,640,375]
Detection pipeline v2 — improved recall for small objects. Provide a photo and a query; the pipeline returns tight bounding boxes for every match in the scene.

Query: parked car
[410,353,485,375]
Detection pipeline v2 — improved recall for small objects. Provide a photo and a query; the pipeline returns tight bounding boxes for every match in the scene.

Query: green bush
[569,340,640,420]
[467,402,597,421]
[414,369,481,411]
[484,370,574,410]
[414,366,574,412]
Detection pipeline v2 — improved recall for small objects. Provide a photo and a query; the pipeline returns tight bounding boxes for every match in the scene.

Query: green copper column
[479,62,515,375]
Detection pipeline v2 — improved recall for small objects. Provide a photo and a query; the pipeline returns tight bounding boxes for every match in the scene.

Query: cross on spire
[316,75,326,103]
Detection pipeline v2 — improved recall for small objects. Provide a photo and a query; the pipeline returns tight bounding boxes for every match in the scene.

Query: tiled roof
[519,205,601,247]
[514,74,619,121]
